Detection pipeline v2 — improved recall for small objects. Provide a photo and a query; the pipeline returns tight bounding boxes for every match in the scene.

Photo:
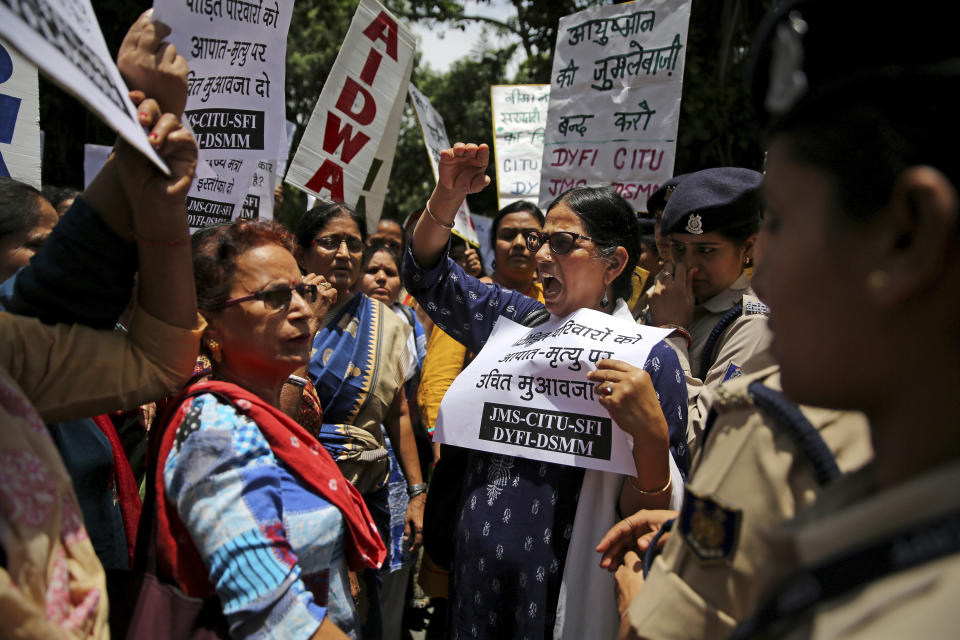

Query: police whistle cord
[642,518,676,578]
[731,508,960,639]
[698,304,743,381]
[747,382,841,486]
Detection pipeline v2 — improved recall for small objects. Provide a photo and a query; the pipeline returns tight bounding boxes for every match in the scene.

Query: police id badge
[679,486,742,564]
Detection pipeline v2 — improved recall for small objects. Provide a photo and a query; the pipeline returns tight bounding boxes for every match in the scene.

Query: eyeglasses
[312,234,364,253]
[524,230,602,255]
[221,283,318,310]
[496,227,540,242]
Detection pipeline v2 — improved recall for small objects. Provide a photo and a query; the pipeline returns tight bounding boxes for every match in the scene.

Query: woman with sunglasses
[295,203,427,640]
[401,144,688,640]
[154,219,384,639]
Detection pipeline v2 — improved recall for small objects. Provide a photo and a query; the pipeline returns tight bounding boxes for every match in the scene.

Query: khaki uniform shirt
[665,273,773,466]
[626,351,873,639]
[756,461,960,639]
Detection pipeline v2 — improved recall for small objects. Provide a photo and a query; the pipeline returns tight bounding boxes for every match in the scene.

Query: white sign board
[153,0,293,162]
[83,143,112,189]
[408,83,479,246]
[490,84,548,210]
[435,308,671,474]
[0,38,41,188]
[539,1,691,210]
[239,158,278,221]
[286,0,414,230]
[185,157,253,229]
[0,0,166,172]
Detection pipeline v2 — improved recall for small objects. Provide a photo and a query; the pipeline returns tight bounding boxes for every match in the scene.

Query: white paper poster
[539,1,691,210]
[408,82,479,246]
[153,0,293,162]
[83,143,112,189]
[435,308,671,474]
[185,157,254,228]
[0,37,41,188]
[0,0,166,171]
[490,84,549,210]
[239,159,278,221]
[286,0,414,230]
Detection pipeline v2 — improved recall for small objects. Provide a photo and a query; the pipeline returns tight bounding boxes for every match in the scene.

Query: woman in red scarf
[154,221,385,639]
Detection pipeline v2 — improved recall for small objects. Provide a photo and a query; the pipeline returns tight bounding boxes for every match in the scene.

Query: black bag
[106,392,229,639]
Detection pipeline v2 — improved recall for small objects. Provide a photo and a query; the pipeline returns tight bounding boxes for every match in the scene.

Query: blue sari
[308,293,410,494]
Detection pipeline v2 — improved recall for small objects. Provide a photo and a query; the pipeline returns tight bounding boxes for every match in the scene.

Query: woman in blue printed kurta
[401,143,688,640]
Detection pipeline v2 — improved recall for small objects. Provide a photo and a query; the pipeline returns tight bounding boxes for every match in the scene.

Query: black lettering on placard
[186,196,234,227]
[478,401,611,460]
[240,194,260,219]
[185,108,264,150]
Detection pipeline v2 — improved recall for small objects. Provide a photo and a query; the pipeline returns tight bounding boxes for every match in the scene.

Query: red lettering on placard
[323,112,371,164]
[306,159,345,201]
[360,48,383,85]
[335,77,376,125]
[363,11,399,61]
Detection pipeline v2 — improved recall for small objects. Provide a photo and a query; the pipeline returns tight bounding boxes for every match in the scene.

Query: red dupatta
[153,380,385,597]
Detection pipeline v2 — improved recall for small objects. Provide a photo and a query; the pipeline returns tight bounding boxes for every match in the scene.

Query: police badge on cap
[660,167,763,237]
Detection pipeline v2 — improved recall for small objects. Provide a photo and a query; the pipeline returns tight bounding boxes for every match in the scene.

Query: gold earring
[206,339,222,363]
[866,271,889,294]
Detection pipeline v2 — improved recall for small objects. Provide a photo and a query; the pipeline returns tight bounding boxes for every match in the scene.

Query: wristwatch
[407,483,428,499]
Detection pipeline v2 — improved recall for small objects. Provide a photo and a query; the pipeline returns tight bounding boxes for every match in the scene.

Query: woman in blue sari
[296,203,426,640]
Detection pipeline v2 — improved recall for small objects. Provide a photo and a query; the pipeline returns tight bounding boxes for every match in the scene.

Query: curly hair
[191,219,296,311]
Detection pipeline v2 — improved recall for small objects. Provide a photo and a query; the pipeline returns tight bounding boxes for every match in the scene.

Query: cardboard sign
[82,143,112,189]
[0,38,41,188]
[286,0,414,230]
[0,0,166,172]
[408,82,479,246]
[539,1,692,210]
[153,0,293,161]
[490,84,549,210]
[435,307,671,474]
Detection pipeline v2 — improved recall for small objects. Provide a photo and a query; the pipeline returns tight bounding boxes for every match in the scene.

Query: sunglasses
[367,237,403,253]
[312,235,364,253]
[222,283,318,310]
[524,230,602,255]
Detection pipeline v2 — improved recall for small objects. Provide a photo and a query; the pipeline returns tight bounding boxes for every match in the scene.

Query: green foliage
[34,0,776,222]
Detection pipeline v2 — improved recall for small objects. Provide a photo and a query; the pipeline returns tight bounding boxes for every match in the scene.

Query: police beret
[749,0,960,131]
[660,168,762,236]
[645,174,686,215]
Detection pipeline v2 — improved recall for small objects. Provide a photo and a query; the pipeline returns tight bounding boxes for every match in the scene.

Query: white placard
[0,38,40,188]
[186,157,255,229]
[82,143,112,189]
[0,0,166,172]
[286,0,414,230]
[435,308,671,474]
[539,1,691,210]
[408,82,479,246]
[490,84,549,209]
[153,0,293,161]
[238,158,278,221]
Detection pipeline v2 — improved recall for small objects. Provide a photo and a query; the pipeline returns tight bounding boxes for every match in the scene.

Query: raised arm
[410,143,490,269]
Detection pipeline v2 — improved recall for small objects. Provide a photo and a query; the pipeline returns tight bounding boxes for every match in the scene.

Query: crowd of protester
[2,0,958,638]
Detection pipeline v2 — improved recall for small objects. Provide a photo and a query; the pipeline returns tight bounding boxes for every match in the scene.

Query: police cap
[660,168,763,236]
[646,174,686,216]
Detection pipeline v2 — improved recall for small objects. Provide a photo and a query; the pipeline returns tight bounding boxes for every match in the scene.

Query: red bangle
[660,324,692,350]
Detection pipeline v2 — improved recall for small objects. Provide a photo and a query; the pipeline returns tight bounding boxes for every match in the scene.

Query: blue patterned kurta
[164,394,358,639]
[402,242,688,640]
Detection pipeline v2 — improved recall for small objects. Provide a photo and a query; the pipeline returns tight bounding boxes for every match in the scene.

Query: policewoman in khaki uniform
[602,347,872,639]
[727,0,960,637]
[648,169,772,464]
